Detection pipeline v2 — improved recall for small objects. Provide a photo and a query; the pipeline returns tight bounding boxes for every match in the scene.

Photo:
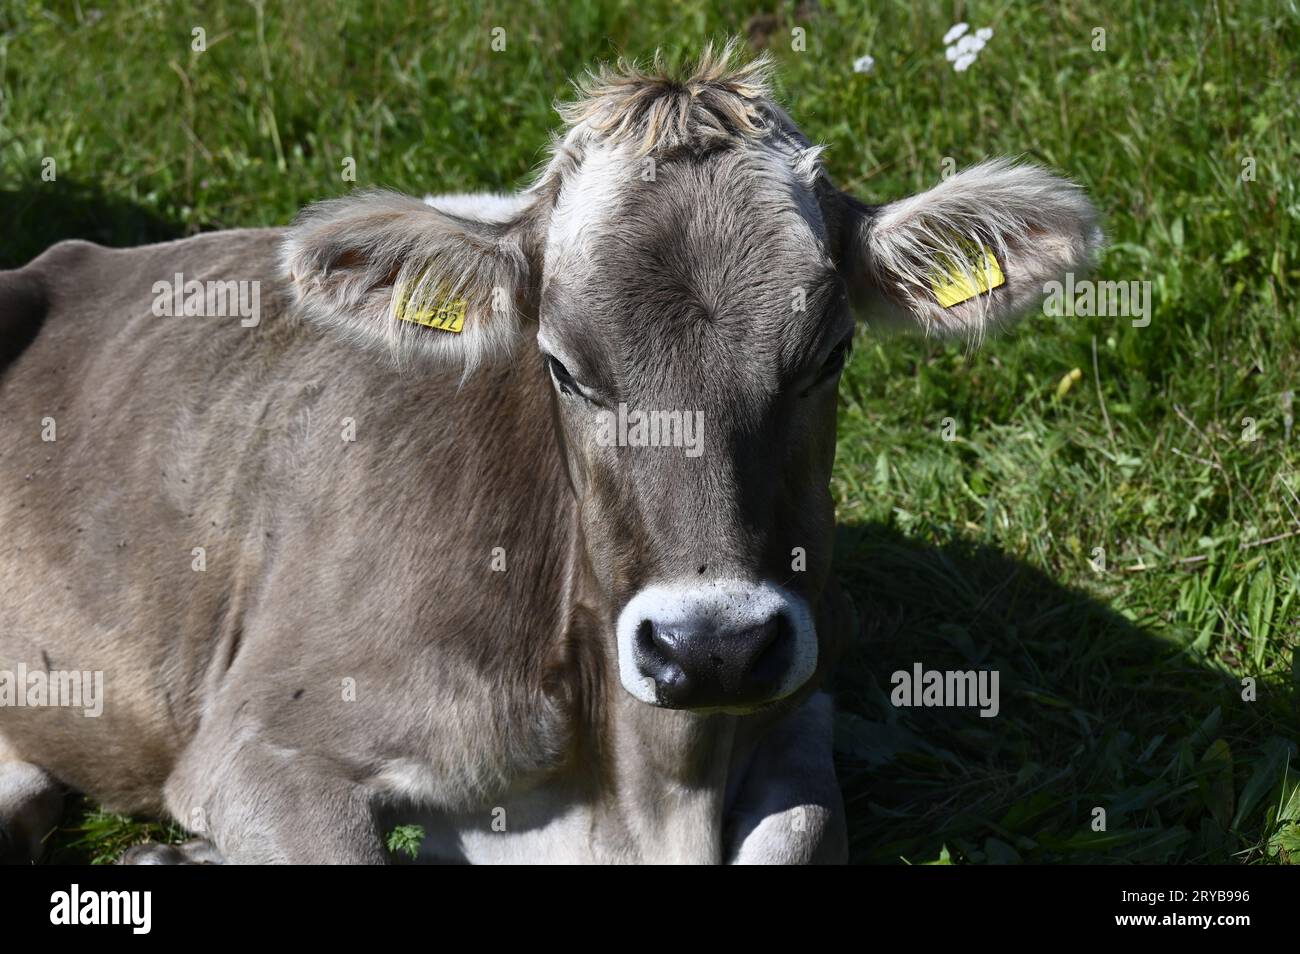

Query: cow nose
[634,613,791,709]
[615,580,818,711]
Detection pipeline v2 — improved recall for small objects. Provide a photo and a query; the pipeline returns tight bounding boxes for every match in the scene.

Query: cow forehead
[539,140,839,384]
[543,139,831,291]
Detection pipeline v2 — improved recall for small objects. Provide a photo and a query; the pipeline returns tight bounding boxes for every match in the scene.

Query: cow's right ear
[835,159,1103,339]
[282,190,538,371]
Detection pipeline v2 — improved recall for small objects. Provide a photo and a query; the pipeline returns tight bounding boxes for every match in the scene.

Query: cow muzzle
[615,580,817,711]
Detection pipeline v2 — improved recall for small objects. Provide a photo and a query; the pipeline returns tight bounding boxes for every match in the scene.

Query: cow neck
[559,510,738,862]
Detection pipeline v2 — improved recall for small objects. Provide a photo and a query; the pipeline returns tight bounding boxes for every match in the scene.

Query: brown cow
[0,43,1100,863]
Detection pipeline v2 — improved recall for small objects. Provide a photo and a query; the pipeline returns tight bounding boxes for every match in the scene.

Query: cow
[0,42,1101,864]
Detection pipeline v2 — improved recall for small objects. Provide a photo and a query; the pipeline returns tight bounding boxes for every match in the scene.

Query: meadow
[1,0,1296,863]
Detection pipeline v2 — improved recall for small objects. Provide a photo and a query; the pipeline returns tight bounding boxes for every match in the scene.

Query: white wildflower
[944,23,993,73]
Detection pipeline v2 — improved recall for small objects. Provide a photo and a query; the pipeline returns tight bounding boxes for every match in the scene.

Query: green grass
[3,0,1297,863]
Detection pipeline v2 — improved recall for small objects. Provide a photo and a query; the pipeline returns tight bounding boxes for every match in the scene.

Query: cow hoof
[0,761,64,864]
[118,838,224,865]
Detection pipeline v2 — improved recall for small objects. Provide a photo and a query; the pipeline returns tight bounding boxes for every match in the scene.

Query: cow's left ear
[837,159,1103,337]
[282,190,539,371]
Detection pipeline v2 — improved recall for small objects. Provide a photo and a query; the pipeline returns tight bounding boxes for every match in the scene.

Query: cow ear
[282,190,538,371]
[838,159,1103,338]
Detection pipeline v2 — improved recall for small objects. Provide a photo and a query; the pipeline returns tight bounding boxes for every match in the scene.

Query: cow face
[536,141,846,713]
[285,45,1101,715]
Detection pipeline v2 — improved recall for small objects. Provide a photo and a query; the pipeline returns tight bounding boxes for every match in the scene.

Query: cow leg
[163,737,387,864]
[725,692,847,864]
[119,839,224,865]
[0,757,65,864]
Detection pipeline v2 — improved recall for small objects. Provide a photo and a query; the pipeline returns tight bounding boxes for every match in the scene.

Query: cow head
[284,42,1102,714]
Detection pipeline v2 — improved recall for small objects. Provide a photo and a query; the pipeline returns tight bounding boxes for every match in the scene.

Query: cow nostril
[641,619,684,670]
[746,614,790,684]
[636,618,657,654]
[635,619,693,702]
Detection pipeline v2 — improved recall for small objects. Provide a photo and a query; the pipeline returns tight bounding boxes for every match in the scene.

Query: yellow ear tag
[929,242,1005,308]
[394,281,466,333]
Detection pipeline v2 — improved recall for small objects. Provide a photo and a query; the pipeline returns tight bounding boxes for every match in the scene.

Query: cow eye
[807,335,853,391]
[823,339,851,374]
[546,354,580,396]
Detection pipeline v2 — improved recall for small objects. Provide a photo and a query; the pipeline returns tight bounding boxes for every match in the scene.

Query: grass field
[2,0,1297,864]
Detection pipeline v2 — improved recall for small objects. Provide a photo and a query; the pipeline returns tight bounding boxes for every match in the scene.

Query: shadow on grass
[832,520,1296,864]
[0,180,186,269]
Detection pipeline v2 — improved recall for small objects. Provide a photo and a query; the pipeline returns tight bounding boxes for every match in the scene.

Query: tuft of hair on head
[556,38,776,157]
